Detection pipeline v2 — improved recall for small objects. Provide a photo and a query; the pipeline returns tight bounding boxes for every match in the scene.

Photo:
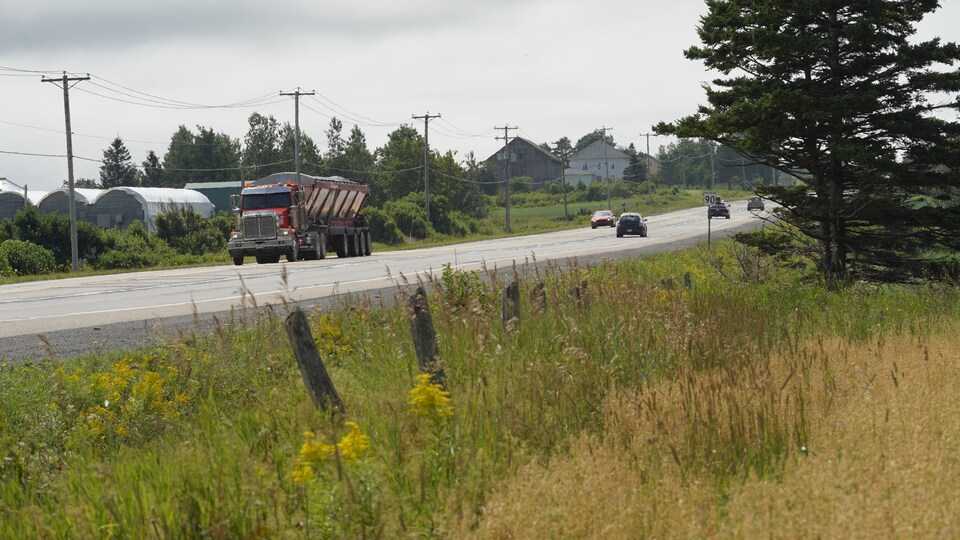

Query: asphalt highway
[0,201,771,362]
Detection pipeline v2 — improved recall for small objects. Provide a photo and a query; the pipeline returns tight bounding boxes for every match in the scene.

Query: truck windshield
[242,192,291,210]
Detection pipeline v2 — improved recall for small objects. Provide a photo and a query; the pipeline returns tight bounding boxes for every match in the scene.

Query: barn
[90,187,215,232]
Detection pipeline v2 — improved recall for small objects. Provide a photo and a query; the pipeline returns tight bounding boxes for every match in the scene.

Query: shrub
[8,206,108,266]
[0,239,56,276]
[364,207,405,245]
[383,198,432,240]
[446,211,478,237]
[95,221,173,269]
[155,209,227,256]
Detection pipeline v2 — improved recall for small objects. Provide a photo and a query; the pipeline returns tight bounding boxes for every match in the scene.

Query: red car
[591,210,616,229]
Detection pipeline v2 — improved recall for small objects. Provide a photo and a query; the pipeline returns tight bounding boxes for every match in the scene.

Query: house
[569,140,631,182]
[485,137,563,187]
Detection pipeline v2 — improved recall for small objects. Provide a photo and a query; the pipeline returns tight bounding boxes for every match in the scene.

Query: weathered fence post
[408,286,447,387]
[501,281,521,332]
[284,307,345,414]
[530,281,547,314]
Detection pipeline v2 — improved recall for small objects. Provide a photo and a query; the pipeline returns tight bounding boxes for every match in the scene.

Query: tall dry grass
[457,329,960,539]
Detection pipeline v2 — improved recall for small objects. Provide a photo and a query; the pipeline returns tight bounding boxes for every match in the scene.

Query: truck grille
[242,213,277,240]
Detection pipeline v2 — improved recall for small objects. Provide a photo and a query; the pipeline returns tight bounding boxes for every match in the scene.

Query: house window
[597,163,601,170]
[612,164,616,170]
[582,163,587,171]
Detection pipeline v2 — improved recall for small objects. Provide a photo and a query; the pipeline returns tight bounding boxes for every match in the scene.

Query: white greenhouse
[90,187,215,232]
[37,188,104,222]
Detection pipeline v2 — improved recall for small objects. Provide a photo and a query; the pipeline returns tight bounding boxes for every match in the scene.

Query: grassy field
[3,239,956,538]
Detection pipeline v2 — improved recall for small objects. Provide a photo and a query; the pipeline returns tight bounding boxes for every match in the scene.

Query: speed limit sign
[703,191,719,205]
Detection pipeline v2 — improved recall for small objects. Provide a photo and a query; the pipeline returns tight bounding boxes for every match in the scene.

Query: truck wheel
[286,245,298,263]
[348,233,359,257]
[318,238,326,260]
[336,234,348,258]
[255,254,271,264]
[233,256,244,266]
[363,231,372,256]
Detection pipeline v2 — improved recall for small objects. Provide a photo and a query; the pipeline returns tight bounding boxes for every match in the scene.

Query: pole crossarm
[280,88,316,185]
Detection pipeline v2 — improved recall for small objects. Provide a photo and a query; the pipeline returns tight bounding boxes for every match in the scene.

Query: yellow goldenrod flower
[291,463,314,484]
[299,431,335,463]
[336,421,370,464]
[408,374,454,420]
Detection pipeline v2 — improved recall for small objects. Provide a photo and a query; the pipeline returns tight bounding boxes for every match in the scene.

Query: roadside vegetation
[2,239,958,537]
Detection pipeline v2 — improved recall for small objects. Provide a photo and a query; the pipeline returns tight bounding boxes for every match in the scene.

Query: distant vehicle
[747,196,765,211]
[591,210,616,228]
[708,200,731,219]
[616,212,648,238]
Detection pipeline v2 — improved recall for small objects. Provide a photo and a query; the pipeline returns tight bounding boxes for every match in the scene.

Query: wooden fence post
[502,281,521,332]
[284,307,345,414]
[408,286,447,387]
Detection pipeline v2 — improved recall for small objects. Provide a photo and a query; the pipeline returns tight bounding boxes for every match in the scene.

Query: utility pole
[680,154,687,189]
[413,112,441,222]
[709,143,716,190]
[599,126,612,210]
[280,88,315,185]
[740,156,747,190]
[495,125,518,233]
[42,72,89,272]
[645,132,653,202]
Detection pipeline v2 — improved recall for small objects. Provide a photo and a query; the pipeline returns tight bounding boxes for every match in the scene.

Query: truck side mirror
[229,193,240,212]
[289,206,300,231]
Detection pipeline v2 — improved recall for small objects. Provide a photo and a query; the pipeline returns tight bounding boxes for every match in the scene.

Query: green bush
[0,239,56,276]
[9,206,108,266]
[364,207,405,245]
[446,210,478,237]
[383,197,432,240]
[96,221,173,269]
[155,209,228,256]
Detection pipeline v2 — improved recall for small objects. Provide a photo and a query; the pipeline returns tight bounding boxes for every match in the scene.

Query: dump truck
[228,172,372,265]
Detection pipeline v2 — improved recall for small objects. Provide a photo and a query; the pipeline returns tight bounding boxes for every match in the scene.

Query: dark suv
[616,212,647,237]
[708,201,730,219]
[747,196,765,211]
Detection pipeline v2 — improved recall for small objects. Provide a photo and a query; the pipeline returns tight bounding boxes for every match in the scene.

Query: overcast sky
[2,0,958,193]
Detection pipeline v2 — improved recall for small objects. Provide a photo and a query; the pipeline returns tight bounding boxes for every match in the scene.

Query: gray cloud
[1,1,508,53]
